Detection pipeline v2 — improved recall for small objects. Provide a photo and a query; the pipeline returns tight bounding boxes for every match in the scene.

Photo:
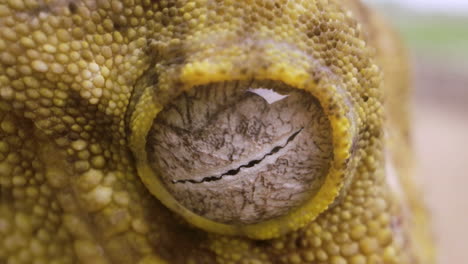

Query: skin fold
[0,0,435,263]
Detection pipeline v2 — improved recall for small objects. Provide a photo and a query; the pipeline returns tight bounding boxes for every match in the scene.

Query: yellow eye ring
[129,60,357,240]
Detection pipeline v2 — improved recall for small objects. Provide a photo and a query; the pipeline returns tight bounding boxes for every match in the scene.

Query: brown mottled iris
[146,80,334,225]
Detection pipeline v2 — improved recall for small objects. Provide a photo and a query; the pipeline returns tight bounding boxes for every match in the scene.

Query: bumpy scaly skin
[0,1,434,264]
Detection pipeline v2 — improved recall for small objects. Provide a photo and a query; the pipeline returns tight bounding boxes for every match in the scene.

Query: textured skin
[0,0,435,264]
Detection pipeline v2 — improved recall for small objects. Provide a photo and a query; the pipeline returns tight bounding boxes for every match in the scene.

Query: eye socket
[146,80,333,224]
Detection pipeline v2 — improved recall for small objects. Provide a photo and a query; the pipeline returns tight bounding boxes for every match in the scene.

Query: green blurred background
[366,1,468,263]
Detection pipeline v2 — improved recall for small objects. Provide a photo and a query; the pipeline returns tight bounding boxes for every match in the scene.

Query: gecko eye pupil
[146,80,333,224]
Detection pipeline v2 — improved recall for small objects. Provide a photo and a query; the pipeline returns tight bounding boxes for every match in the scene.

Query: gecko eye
[146,80,333,224]
[129,73,356,239]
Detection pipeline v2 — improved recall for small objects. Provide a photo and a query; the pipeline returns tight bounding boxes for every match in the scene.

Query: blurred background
[365,1,468,263]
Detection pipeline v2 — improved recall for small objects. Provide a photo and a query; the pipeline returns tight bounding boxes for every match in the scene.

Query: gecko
[0,0,436,263]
